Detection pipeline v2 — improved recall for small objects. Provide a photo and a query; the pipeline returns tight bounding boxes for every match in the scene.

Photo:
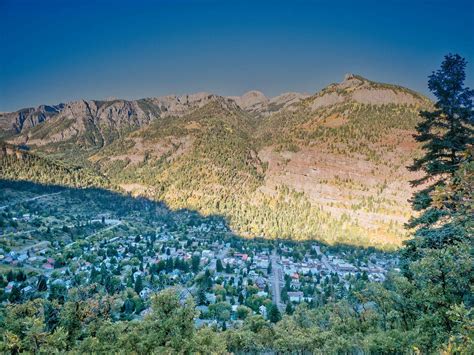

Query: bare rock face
[1,73,429,160]
[5,93,243,148]
[61,100,97,119]
[229,91,308,115]
[5,99,149,147]
[308,74,429,111]
[351,88,422,105]
[66,100,151,127]
[148,92,234,117]
[310,91,345,110]
[340,73,365,89]
[231,90,269,110]
[269,92,310,108]
[0,104,64,135]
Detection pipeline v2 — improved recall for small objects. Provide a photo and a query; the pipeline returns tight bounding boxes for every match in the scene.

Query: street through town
[270,249,284,311]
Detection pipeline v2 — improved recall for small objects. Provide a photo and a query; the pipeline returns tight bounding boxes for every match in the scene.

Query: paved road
[314,245,334,272]
[17,240,50,253]
[270,249,285,311]
[0,192,62,211]
[5,229,36,237]
[209,247,228,271]
[65,220,122,248]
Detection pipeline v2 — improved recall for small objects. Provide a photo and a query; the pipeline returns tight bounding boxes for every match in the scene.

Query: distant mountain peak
[308,73,429,110]
[232,90,268,110]
[242,90,267,99]
[343,73,368,81]
[341,73,369,88]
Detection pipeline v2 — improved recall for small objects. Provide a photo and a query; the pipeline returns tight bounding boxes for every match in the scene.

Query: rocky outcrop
[0,104,64,135]
[269,92,310,108]
[147,92,238,117]
[229,91,268,111]
[6,94,244,148]
[229,91,308,115]
[13,99,159,147]
[0,93,237,141]
[0,142,29,160]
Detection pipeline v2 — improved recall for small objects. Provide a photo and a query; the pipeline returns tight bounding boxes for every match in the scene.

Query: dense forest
[0,145,111,189]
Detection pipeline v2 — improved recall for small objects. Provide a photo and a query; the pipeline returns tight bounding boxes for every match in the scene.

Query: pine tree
[268,303,281,323]
[8,285,21,303]
[216,259,223,272]
[134,275,143,294]
[191,254,201,273]
[37,275,48,292]
[407,54,473,252]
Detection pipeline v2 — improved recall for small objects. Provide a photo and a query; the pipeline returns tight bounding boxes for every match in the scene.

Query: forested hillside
[0,75,433,249]
[0,144,111,189]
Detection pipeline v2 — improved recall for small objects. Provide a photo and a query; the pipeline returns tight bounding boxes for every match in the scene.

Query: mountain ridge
[2,73,428,134]
[0,74,432,249]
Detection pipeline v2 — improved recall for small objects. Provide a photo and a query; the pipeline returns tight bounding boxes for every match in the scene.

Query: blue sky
[1,0,473,111]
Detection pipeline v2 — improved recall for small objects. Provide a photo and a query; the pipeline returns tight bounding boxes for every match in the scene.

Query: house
[17,253,28,262]
[202,250,214,259]
[196,305,209,314]
[133,271,143,279]
[21,285,34,294]
[248,270,258,278]
[256,260,269,269]
[336,262,357,273]
[5,281,15,293]
[255,277,266,289]
[42,263,54,270]
[235,253,248,261]
[288,291,304,303]
[259,305,267,319]
[205,293,216,304]
[291,273,300,280]
[195,319,218,328]
[291,280,301,289]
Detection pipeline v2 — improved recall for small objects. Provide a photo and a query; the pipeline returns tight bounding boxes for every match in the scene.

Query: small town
[1,189,397,327]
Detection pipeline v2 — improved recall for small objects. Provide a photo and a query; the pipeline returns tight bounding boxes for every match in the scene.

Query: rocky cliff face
[147,92,238,117]
[0,89,309,142]
[0,104,64,136]
[0,142,28,160]
[228,90,309,115]
[2,94,244,148]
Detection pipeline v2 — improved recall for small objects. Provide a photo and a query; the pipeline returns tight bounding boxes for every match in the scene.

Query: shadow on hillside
[0,179,390,254]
